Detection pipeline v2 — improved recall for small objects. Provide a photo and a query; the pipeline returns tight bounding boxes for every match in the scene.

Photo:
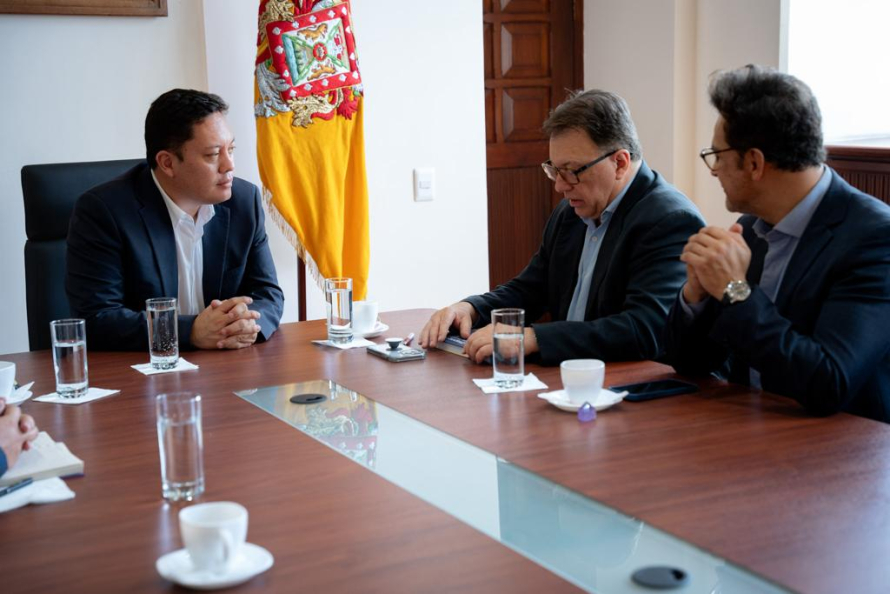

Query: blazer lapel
[202,206,230,302]
[774,173,847,311]
[554,214,587,320]
[136,169,177,297]
[585,162,655,317]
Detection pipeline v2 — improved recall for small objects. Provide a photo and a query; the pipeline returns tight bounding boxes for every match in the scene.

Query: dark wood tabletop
[2,309,889,593]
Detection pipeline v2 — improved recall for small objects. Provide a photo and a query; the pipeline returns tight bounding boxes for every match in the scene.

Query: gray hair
[543,89,643,161]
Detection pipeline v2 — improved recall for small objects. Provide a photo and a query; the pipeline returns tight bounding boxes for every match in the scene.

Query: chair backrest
[22,159,144,350]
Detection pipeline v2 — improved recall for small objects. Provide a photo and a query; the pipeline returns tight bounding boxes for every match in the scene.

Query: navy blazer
[66,163,284,351]
[465,162,704,364]
[664,169,890,422]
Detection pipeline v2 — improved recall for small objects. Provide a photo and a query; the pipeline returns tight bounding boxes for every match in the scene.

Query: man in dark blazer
[419,90,704,365]
[665,65,890,422]
[67,89,284,351]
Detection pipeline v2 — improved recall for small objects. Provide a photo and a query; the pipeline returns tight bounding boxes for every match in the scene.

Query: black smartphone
[610,379,698,402]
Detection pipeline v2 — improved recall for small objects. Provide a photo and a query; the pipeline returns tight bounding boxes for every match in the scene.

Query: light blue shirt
[566,167,639,321]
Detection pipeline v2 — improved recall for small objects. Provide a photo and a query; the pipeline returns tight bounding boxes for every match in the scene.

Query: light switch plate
[414,168,435,202]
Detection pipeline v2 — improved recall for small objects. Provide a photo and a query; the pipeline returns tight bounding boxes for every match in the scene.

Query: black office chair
[22,159,144,350]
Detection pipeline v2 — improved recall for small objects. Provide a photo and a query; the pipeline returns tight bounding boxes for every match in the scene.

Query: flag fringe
[262,186,325,293]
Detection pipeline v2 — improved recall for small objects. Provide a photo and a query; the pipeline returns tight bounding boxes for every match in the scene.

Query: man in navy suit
[67,89,284,351]
[665,65,890,422]
[420,90,704,364]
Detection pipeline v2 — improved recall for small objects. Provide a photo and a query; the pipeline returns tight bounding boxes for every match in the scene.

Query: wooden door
[483,0,582,289]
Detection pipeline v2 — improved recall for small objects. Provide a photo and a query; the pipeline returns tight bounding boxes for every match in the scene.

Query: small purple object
[578,401,597,422]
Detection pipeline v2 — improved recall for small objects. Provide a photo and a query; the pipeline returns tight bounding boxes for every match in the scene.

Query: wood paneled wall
[826,144,890,205]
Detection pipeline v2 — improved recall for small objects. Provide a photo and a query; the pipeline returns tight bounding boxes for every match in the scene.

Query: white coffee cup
[560,359,605,405]
[352,300,379,334]
[179,501,248,574]
[0,361,15,398]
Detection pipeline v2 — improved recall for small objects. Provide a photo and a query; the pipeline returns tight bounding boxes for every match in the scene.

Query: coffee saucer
[156,542,274,590]
[357,321,389,339]
[537,389,628,413]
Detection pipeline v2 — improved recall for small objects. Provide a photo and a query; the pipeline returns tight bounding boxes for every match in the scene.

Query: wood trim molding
[0,0,167,16]
[825,144,890,205]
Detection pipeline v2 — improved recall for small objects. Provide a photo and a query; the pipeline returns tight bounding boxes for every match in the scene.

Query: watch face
[724,280,751,304]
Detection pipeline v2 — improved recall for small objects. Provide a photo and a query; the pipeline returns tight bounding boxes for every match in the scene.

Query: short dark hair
[708,65,825,171]
[145,89,229,169]
[543,90,642,161]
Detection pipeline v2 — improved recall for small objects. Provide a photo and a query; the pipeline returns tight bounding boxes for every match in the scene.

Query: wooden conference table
[2,309,890,593]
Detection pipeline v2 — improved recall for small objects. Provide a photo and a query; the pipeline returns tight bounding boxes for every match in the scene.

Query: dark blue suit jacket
[66,163,284,351]
[665,169,890,422]
[465,162,704,364]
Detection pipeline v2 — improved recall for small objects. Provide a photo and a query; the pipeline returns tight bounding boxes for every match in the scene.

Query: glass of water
[156,392,204,502]
[325,277,353,344]
[492,308,525,388]
[147,298,179,369]
[50,319,89,398]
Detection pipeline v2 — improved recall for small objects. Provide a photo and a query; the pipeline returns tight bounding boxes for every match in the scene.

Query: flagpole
[298,255,307,321]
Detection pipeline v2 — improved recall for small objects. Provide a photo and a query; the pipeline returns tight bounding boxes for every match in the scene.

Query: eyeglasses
[699,146,736,171]
[542,149,619,185]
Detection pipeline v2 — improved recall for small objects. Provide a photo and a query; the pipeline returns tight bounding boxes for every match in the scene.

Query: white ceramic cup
[560,359,605,405]
[0,361,15,398]
[352,300,379,334]
[179,502,248,574]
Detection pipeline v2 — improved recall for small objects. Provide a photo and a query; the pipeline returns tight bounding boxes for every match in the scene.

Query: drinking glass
[156,392,204,502]
[325,277,353,344]
[147,297,179,370]
[492,308,525,388]
[50,319,89,398]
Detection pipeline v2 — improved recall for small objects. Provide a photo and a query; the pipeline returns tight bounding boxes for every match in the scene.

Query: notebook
[0,432,84,486]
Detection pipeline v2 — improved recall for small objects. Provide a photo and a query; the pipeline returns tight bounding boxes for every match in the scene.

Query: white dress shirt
[151,170,215,315]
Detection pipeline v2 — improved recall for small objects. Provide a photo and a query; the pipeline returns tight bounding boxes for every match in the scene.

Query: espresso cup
[352,300,379,334]
[560,359,605,405]
[0,361,15,398]
[179,502,248,574]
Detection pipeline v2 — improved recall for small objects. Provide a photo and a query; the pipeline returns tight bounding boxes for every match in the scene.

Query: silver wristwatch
[721,280,751,305]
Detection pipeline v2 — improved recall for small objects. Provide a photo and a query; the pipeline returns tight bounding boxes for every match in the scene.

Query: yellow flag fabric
[254,0,369,299]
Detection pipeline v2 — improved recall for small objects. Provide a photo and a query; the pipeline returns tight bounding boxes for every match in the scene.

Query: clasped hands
[191,296,263,350]
[419,302,538,363]
[681,223,752,304]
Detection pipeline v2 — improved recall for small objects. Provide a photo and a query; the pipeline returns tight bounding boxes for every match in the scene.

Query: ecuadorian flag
[254,0,369,299]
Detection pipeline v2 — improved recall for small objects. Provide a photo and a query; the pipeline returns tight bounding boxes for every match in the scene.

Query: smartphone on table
[609,379,698,402]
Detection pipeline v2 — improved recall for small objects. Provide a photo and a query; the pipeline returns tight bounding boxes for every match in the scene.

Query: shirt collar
[151,169,215,227]
[580,163,640,230]
[753,166,830,239]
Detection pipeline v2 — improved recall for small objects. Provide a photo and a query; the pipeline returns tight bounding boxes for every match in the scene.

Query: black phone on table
[610,379,698,402]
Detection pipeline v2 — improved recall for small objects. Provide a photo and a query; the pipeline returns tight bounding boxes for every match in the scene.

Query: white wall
[0,0,207,354]
[692,0,786,228]
[203,0,490,323]
[584,0,786,229]
[584,0,680,190]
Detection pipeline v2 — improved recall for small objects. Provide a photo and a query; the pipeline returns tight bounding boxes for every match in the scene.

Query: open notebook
[0,432,84,487]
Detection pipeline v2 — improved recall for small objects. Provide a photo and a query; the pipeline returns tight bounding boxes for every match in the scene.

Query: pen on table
[0,477,33,498]
[404,333,415,346]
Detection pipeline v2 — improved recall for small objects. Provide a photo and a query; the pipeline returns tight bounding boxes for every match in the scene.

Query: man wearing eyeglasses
[665,65,890,422]
[420,90,704,365]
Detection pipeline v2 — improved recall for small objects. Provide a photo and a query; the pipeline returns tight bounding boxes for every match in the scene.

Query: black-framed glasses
[699,146,736,171]
[541,149,619,185]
